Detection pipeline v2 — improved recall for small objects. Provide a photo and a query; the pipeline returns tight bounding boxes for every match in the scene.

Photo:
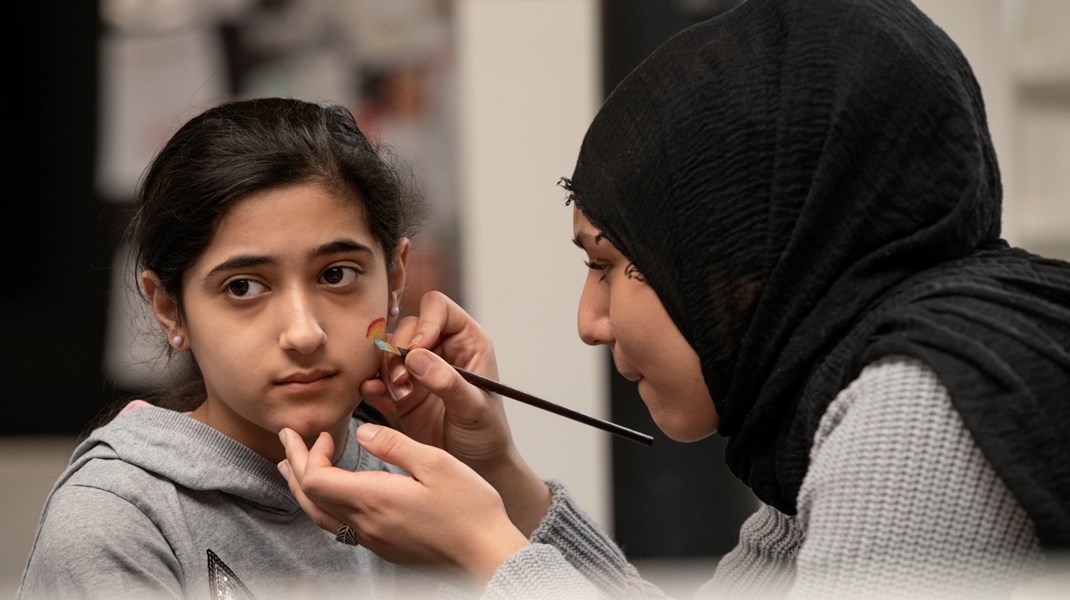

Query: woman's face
[149,183,406,462]
[573,206,717,441]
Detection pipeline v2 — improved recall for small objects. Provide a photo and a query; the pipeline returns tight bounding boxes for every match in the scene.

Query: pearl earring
[171,335,184,348]
[389,306,400,318]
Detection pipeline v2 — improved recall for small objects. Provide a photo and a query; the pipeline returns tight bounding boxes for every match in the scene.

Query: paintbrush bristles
[373,338,408,357]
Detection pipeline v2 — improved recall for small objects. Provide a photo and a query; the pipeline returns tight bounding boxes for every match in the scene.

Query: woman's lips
[612,355,642,382]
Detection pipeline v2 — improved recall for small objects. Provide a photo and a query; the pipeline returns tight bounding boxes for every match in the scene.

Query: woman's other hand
[277,425,529,583]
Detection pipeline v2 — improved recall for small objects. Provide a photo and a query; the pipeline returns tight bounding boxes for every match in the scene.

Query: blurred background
[3,0,1069,596]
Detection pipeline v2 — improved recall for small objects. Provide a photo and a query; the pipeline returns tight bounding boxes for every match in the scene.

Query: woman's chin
[651,413,718,442]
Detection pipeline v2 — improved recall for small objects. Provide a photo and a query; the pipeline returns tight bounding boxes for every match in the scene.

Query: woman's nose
[577,281,612,347]
[278,293,327,354]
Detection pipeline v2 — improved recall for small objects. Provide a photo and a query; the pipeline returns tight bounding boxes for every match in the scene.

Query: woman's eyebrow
[571,232,605,248]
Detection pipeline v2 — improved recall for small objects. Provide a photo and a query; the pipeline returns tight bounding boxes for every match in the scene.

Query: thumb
[357,423,453,480]
[403,348,480,408]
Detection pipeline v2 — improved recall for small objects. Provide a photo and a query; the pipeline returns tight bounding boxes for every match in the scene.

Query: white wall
[915,0,1070,256]
[912,0,1019,239]
[455,0,609,527]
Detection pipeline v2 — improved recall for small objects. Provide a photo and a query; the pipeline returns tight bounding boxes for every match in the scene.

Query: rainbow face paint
[365,317,387,341]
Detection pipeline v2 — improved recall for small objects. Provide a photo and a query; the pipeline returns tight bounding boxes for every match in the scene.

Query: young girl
[278,0,1070,598]
[18,98,435,599]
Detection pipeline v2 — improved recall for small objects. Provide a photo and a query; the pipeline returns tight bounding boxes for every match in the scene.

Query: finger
[383,352,415,403]
[308,430,336,467]
[388,314,421,348]
[382,312,425,395]
[409,291,480,353]
[362,361,418,406]
[402,348,491,419]
[391,292,498,379]
[359,376,390,402]
[391,299,437,350]
[360,396,399,426]
[355,423,458,483]
[277,458,345,534]
[278,427,310,478]
[279,429,334,484]
[277,432,348,534]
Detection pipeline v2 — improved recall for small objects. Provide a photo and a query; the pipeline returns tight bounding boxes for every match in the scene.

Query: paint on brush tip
[365,317,387,341]
[373,338,407,357]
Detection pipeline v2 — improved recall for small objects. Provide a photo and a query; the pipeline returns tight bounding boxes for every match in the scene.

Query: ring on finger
[335,523,357,546]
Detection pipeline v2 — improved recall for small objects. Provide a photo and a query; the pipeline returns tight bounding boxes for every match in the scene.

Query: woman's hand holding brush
[358,291,553,537]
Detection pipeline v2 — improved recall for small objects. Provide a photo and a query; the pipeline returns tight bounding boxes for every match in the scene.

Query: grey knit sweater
[483,357,1045,600]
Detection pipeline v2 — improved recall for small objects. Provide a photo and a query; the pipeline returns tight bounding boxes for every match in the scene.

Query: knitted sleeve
[481,480,669,600]
[788,356,1042,599]
[700,503,803,598]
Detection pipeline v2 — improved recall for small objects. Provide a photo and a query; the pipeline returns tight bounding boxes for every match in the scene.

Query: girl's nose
[278,293,327,354]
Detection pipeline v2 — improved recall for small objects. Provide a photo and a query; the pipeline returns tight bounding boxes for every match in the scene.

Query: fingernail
[389,380,413,401]
[357,424,381,442]
[389,362,407,384]
[406,349,431,376]
[278,428,290,444]
[277,460,291,478]
[409,334,423,348]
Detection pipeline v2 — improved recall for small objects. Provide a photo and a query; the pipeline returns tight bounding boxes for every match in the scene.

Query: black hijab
[566,0,1070,548]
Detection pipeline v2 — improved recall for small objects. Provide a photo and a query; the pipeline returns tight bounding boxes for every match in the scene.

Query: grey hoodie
[16,404,438,600]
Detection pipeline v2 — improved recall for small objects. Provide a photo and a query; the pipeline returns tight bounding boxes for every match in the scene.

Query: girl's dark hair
[108,97,424,420]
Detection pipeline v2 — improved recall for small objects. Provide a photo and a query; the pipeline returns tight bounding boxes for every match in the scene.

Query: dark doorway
[3,2,118,436]
[600,0,756,559]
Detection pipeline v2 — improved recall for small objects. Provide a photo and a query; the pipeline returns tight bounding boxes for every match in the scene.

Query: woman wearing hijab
[278,0,1070,597]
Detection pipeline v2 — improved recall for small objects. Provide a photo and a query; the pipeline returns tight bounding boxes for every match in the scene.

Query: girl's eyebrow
[204,239,374,278]
[311,239,374,259]
[205,255,271,278]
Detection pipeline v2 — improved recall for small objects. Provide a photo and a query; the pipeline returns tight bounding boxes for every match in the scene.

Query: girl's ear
[388,238,411,305]
[141,270,182,340]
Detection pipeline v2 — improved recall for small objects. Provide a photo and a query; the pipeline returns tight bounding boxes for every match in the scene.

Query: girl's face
[573,206,717,441]
[146,183,406,462]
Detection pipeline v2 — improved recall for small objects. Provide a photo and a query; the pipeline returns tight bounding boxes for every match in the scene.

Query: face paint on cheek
[365,317,387,341]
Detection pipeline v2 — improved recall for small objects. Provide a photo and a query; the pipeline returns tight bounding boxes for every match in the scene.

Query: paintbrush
[373,338,654,446]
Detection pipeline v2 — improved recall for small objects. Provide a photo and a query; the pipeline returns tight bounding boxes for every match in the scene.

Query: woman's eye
[624,262,646,282]
[320,266,359,286]
[225,279,267,298]
[584,260,609,282]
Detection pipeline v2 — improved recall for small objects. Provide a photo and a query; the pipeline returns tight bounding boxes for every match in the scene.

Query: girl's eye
[224,278,267,299]
[584,260,609,282]
[320,266,359,286]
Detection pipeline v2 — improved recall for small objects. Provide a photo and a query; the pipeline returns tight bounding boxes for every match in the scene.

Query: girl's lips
[276,369,338,391]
